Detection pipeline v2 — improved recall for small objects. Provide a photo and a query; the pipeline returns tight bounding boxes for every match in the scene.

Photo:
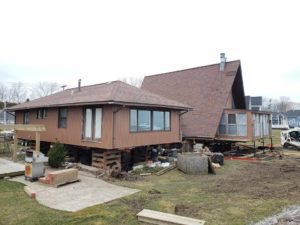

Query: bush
[48,142,66,168]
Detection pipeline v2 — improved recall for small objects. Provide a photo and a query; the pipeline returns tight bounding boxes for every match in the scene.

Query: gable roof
[142,60,245,139]
[9,81,191,111]
[286,110,300,117]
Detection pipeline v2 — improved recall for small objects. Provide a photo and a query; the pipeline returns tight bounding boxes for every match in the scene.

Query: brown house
[9,81,191,168]
[142,54,272,144]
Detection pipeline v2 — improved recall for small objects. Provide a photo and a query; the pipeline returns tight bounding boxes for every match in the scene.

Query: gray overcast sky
[0,0,300,101]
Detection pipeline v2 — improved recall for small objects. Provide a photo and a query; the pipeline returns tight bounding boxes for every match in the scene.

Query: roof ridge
[144,60,241,78]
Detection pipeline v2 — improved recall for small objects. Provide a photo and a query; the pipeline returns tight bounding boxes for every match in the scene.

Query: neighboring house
[8,81,191,167]
[0,110,15,124]
[245,96,263,111]
[272,112,289,129]
[142,54,272,143]
[286,110,300,128]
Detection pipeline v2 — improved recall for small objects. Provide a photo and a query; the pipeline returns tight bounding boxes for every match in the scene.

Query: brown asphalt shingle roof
[9,81,192,111]
[142,60,242,139]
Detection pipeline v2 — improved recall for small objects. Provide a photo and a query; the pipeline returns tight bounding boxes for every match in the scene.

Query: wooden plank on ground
[156,165,176,176]
[137,209,205,225]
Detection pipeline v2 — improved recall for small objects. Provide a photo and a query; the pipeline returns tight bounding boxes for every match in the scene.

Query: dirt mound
[213,160,300,199]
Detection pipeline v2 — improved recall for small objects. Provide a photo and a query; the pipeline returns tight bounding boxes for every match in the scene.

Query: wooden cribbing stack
[92,150,121,170]
[39,168,79,187]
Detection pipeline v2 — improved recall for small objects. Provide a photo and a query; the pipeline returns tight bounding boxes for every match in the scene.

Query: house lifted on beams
[8,81,191,169]
[142,54,272,150]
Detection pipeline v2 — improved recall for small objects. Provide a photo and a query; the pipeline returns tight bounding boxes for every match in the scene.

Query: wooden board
[0,124,46,132]
[137,209,205,225]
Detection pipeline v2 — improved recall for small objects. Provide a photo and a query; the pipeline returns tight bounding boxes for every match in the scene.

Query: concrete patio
[11,173,139,212]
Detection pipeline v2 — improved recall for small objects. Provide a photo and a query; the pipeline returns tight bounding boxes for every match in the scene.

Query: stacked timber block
[92,149,121,170]
[39,168,79,187]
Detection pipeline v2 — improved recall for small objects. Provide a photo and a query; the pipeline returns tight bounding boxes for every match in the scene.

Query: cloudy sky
[0,0,299,101]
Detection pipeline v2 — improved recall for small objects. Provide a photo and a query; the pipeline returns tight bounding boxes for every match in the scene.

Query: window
[237,113,247,136]
[23,111,29,124]
[58,108,67,128]
[218,113,247,136]
[37,108,47,119]
[153,111,164,131]
[130,109,171,132]
[138,110,151,131]
[228,114,237,135]
[130,109,137,132]
[83,107,102,140]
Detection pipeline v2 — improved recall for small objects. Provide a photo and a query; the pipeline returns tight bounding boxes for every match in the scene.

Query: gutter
[179,110,189,141]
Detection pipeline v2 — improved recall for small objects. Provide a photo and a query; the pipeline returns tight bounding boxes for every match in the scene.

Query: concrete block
[177,153,208,175]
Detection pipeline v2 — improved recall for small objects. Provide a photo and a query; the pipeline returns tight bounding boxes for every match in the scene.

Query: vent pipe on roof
[78,79,81,91]
[220,53,226,71]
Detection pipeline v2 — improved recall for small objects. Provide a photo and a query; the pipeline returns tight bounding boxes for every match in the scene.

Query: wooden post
[13,130,18,162]
[36,132,40,152]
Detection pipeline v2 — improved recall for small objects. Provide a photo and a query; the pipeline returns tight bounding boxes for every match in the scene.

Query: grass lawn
[1,157,300,225]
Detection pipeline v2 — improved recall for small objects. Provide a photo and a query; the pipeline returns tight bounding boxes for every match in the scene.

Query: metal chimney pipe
[220,53,226,71]
[78,79,81,91]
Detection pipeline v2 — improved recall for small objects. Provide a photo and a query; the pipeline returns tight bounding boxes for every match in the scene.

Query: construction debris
[137,209,206,225]
[211,153,224,165]
[155,164,176,176]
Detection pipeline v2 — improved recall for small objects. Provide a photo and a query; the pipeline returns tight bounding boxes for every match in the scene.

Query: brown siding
[113,108,181,149]
[15,105,181,149]
[15,106,113,149]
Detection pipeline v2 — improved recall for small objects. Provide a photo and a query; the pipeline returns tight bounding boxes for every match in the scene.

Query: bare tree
[119,76,144,87]
[0,83,7,102]
[34,81,60,98]
[8,82,28,103]
[276,96,292,113]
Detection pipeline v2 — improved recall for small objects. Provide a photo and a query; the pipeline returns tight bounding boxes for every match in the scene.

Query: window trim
[130,108,171,133]
[58,107,68,128]
[82,107,102,141]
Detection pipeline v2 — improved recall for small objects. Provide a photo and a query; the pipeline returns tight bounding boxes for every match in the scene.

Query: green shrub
[48,142,66,168]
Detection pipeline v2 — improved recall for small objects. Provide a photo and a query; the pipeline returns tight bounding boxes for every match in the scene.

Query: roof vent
[220,53,226,71]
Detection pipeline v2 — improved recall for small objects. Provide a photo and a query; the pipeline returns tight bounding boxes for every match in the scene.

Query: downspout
[179,110,189,141]
[112,105,124,149]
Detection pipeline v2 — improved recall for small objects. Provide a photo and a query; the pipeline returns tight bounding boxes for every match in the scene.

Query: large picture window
[58,108,67,128]
[83,107,102,140]
[130,109,171,132]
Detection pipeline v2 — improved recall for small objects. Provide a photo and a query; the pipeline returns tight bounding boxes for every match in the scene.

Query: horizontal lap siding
[15,106,113,149]
[114,109,180,149]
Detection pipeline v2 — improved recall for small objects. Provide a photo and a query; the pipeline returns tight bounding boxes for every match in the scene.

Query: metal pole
[4,101,6,125]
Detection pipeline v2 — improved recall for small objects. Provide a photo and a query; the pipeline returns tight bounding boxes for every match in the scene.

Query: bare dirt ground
[213,158,300,199]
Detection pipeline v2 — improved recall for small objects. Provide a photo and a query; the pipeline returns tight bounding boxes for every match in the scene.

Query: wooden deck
[0,158,24,178]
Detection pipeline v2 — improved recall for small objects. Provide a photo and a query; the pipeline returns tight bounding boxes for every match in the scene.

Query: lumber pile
[92,150,121,169]
[137,209,205,225]
[39,168,79,187]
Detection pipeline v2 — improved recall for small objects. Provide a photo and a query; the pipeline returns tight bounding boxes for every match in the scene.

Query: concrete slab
[11,173,139,212]
[0,158,24,178]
